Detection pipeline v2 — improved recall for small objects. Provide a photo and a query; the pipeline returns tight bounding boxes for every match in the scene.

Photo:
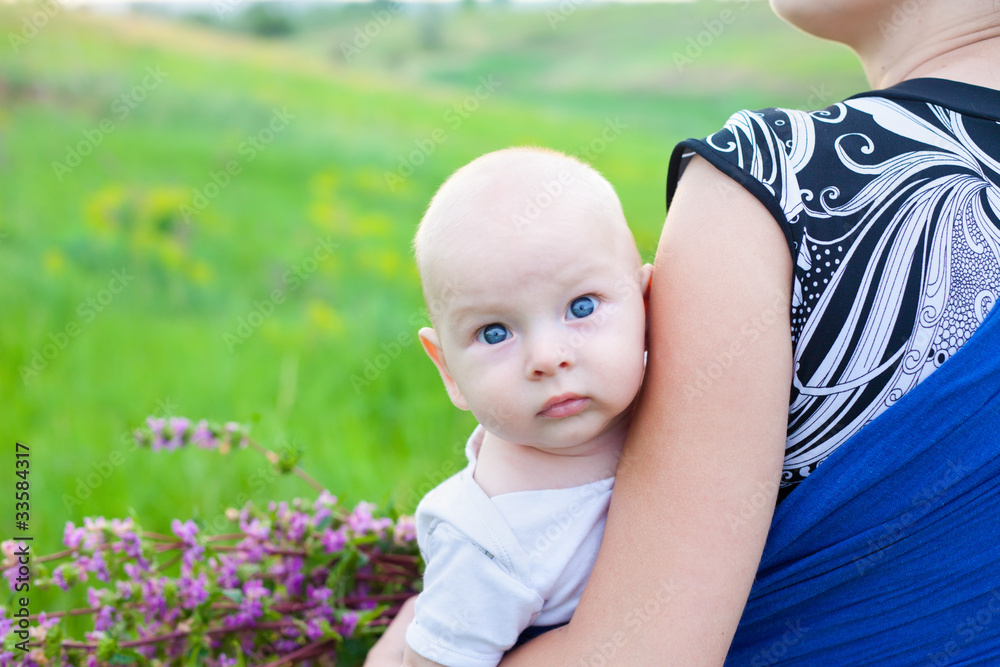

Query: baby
[403,147,651,667]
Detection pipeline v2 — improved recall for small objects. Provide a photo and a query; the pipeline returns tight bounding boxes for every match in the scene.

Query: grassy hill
[0,0,866,621]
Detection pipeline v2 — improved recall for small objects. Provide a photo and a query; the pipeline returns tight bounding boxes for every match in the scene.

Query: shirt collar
[849,77,1000,122]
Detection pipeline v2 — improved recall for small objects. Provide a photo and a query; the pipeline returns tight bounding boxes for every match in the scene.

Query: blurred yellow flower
[43,248,66,275]
[353,167,385,194]
[186,258,214,285]
[360,246,402,281]
[84,185,127,239]
[309,170,339,195]
[352,214,392,239]
[306,299,345,336]
[308,201,337,231]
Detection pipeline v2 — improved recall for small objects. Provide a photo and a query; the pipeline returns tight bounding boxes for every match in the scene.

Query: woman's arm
[363,596,416,667]
[500,156,794,665]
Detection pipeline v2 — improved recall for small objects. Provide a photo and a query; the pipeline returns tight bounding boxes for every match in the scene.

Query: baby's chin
[518,413,629,452]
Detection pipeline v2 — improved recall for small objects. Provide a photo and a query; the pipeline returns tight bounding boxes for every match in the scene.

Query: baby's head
[414,147,651,451]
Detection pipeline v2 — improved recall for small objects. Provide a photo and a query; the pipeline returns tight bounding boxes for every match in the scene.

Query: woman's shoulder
[669,80,1000,235]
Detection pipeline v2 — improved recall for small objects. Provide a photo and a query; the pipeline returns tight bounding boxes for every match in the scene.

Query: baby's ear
[418,327,470,411]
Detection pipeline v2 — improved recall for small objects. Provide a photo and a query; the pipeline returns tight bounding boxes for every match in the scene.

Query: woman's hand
[363,596,417,667]
[500,156,794,665]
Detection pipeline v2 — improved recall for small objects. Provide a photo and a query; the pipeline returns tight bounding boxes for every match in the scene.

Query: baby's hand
[363,596,417,667]
[402,645,449,667]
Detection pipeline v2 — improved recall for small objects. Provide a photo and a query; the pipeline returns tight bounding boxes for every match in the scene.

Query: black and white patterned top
[667,78,1000,500]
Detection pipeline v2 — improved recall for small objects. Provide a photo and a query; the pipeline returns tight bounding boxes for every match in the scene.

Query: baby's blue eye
[568,296,597,320]
[477,323,510,345]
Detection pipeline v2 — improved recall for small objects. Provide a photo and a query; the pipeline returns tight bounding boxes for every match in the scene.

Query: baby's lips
[538,395,589,418]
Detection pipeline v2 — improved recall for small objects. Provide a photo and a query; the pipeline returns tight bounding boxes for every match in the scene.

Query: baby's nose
[526,336,574,378]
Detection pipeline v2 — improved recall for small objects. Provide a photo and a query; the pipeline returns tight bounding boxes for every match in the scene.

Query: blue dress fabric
[668,78,1000,500]
[727,298,1000,665]
[666,79,1000,663]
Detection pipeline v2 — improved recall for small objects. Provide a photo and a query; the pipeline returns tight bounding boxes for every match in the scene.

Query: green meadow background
[1,0,865,621]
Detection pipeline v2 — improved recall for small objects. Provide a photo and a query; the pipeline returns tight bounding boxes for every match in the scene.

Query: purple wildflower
[147,417,167,450]
[314,490,337,509]
[179,572,209,609]
[116,579,133,600]
[190,419,216,448]
[84,549,111,582]
[216,554,242,589]
[51,565,70,591]
[311,505,332,528]
[394,515,418,545]
[234,578,269,625]
[306,617,324,641]
[321,526,347,553]
[286,511,310,542]
[172,519,205,572]
[348,502,377,534]
[63,522,86,550]
[339,611,358,637]
[95,606,115,632]
[87,587,103,609]
[167,416,190,450]
[240,516,270,541]
[275,639,301,654]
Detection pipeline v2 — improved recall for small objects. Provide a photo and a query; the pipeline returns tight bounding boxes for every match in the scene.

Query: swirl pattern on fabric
[667,78,1000,499]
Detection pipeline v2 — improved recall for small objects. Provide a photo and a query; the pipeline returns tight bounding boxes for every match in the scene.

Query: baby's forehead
[421,224,639,324]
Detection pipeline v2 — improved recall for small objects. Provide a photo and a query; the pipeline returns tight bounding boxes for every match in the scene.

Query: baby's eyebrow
[445,301,508,329]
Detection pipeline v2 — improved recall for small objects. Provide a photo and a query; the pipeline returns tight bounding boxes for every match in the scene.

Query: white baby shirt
[405,425,615,667]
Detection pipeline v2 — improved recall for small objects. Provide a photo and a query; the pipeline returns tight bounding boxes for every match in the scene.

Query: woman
[371,0,1000,663]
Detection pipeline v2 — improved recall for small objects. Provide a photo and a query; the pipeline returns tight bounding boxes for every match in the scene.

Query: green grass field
[0,0,866,621]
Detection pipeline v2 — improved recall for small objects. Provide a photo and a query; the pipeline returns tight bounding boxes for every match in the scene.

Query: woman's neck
[855,12,1000,90]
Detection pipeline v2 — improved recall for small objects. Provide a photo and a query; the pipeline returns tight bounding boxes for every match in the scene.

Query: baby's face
[422,212,650,451]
